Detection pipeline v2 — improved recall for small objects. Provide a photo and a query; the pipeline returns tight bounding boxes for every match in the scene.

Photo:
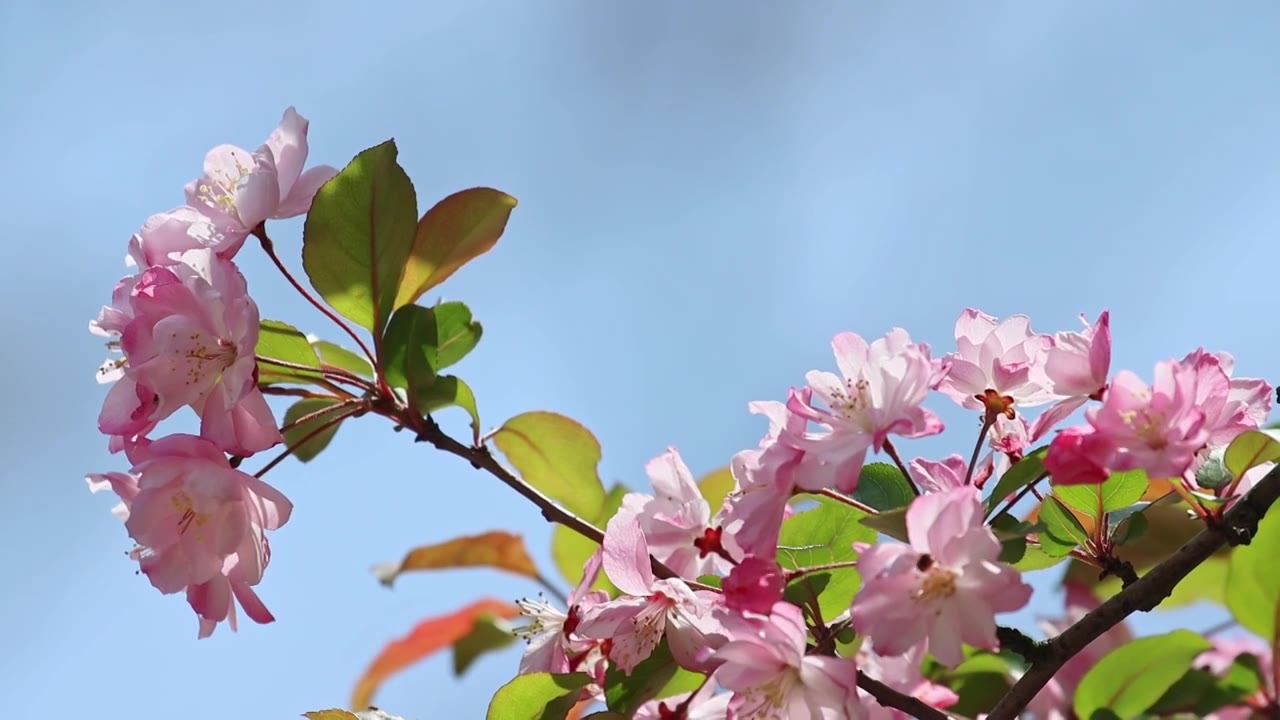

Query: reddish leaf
[395,187,517,307]
[352,598,521,709]
[371,531,540,586]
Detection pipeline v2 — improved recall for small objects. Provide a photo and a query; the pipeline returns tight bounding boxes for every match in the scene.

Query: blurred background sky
[2,1,1278,717]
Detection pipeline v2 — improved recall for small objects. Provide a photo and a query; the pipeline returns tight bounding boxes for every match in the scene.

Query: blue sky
[3,1,1278,717]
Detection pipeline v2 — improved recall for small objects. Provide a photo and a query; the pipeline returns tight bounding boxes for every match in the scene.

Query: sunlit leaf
[396,187,517,307]
[1224,429,1280,479]
[371,531,540,586]
[453,615,518,676]
[1038,496,1090,557]
[492,412,606,518]
[777,496,877,620]
[604,641,703,715]
[257,319,323,385]
[1053,469,1149,519]
[1074,630,1212,720]
[930,652,1015,717]
[381,303,482,396]
[697,466,735,512]
[351,598,521,709]
[1226,499,1280,640]
[859,506,908,543]
[417,375,481,442]
[314,340,374,378]
[282,398,350,462]
[984,446,1048,513]
[852,462,915,512]
[486,672,590,720]
[303,140,417,335]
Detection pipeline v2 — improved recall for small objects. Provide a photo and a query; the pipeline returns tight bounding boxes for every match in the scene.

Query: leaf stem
[533,572,568,606]
[965,414,995,485]
[986,472,1047,525]
[817,488,880,515]
[785,559,861,583]
[252,223,383,386]
[254,406,365,478]
[277,397,370,436]
[881,440,919,495]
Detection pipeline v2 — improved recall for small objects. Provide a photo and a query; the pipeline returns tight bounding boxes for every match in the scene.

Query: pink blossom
[1180,348,1273,446]
[1043,427,1111,486]
[1028,310,1110,444]
[709,601,868,719]
[907,455,967,494]
[86,433,291,637]
[126,206,236,267]
[786,329,945,493]
[515,549,610,682]
[615,448,736,580]
[184,107,337,251]
[1027,583,1132,719]
[938,309,1055,416]
[990,414,1032,459]
[850,486,1032,667]
[93,249,282,455]
[576,515,725,674]
[634,682,730,720]
[859,642,958,719]
[719,401,808,558]
[722,557,785,615]
[1086,361,1211,480]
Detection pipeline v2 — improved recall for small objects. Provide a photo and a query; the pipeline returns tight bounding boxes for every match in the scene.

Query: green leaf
[858,506,909,543]
[491,412,607,518]
[1224,429,1280,480]
[396,187,517,307]
[1012,544,1069,571]
[852,462,915,511]
[776,496,877,621]
[603,641,702,715]
[985,446,1048,513]
[256,320,323,385]
[314,340,374,378]
[303,140,418,335]
[1227,498,1280,640]
[1166,555,1229,607]
[452,615,517,676]
[931,652,1016,717]
[1053,469,1149,519]
[486,672,590,720]
[1073,629,1212,720]
[382,303,482,385]
[1148,658,1260,716]
[1111,510,1149,546]
[1038,496,1091,557]
[552,483,627,595]
[282,398,348,462]
[430,302,483,370]
[697,466,735,512]
[417,375,481,441]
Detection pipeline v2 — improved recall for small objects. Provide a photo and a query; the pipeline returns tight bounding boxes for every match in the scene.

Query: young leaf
[352,599,521,709]
[491,412,607,518]
[1226,498,1280,640]
[552,483,627,594]
[697,466,735,511]
[1223,429,1280,479]
[418,375,481,442]
[603,641,702,715]
[303,140,417,335]
[852,462,915,511]
[381,303,482,393]
[1037,496,1091,557]
[984,446,1048,513]
[1053,469,1148,518]
[371,531,541,586]
[486,672,591,720]
[256,319,322,385]
[776,496,877,620]
[453,615,518,676]
[930,652,1015,717]
[397,187,517,307]
[1073,629,1212,720]
[314,339,374,378]
[282,398,348,462]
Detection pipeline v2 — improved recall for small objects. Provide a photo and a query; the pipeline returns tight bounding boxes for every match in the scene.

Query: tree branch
[412,415,716,591]
[858,672,963,720]
[986,463,1280,720]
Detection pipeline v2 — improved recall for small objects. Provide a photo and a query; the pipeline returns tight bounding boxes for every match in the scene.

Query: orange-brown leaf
[352,598,521,709]
[395,187,517,306]
[371,531,540,586]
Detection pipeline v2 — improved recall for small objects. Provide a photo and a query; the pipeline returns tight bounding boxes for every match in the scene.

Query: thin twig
[986,464,1280,719]
[964,414,994,485]
[817,488,880,515]
[277,397,369,436]
[858,672,960,720]
[882,440,920,495]
[533,572,568,605]
[986,472,1047,525]
[785,559,861,583]
[254,406,365,478]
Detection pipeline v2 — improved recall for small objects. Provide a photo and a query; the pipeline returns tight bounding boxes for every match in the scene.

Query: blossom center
[1119,408,1169,449]
[196,151,255,219]
[914,554,958,601]
[170,490,211,541]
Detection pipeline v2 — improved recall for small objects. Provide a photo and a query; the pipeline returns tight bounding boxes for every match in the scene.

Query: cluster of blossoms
[513,310,1273,718]
[87,109,336,637]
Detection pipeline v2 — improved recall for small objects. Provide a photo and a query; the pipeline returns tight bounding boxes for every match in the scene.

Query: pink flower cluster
[512,310,1272,717]
[87,108,336,637]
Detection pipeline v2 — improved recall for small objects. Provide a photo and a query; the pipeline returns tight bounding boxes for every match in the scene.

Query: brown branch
[411,415,716,591]
[858,672,962,720]
[986,463,1280,720]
